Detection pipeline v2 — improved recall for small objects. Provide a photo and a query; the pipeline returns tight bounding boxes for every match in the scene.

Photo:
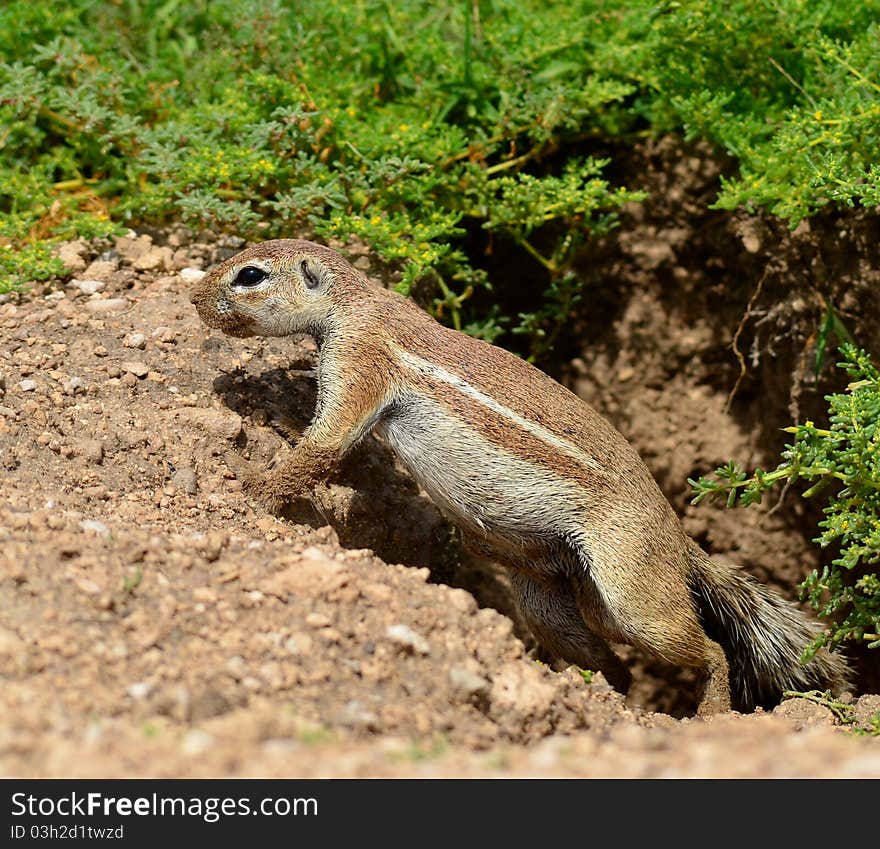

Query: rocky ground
[0,227,878,778]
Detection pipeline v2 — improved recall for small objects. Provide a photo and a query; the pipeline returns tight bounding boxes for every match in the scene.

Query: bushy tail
[686,541,851,711]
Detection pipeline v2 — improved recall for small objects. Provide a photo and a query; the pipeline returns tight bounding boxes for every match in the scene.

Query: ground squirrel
[190,238,850,714]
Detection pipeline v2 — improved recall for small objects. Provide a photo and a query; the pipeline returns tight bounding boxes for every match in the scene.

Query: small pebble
[121,361,149,379]
[63,376,85,395]
[85,298,129,314]
[152,326,177,342]
[385,624,430,655]
[449,667,491,700]
[339,700,379,731]
[305,613,332,629]
[77,439,104,464]
[133,246,173,272]
[172,407,242,440]
[126,681,152,700]
[57,240,88,274]
[180,267,207,283]
[181,729,215,755]
[82,259,117,280]
[170,466,198,495]
[80,519,110,537]
[73,279,106,295]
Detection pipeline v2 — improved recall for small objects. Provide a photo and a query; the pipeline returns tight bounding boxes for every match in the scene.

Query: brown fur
[190,239,851,714]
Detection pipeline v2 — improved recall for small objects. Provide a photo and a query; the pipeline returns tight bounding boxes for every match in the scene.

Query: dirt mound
[0,227,877,776]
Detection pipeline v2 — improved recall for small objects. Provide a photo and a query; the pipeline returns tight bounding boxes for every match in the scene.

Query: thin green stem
[518,237,556,272]
[462,0,472,90]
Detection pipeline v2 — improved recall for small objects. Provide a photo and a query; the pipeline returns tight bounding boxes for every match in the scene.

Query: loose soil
[1,146,878,776]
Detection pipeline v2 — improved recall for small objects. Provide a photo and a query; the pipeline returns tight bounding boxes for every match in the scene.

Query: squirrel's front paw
[240,468,286,515]
[225,454,299,515]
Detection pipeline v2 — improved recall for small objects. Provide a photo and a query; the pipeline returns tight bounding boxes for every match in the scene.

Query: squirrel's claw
[225,452,295,515]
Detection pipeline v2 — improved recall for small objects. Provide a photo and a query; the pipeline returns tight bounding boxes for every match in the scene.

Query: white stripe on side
[395,349,602,475]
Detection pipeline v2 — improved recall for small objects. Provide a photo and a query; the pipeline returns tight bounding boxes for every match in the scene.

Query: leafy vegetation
[608,0,880,222]
[4,0,880,351]
[691,346,880,660]
[0,0,645,349]
[781,690,880,735]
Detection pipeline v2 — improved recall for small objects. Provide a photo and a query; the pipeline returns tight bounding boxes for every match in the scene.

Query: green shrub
[0,0,642,346]
[633,0,880,222]
[3,0,880,341]
[691,345,880,659]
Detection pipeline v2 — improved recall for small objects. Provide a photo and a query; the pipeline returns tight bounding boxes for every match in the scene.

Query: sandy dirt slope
[0,230,877,777]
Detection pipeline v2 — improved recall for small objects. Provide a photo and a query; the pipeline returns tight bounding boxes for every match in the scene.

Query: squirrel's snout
[188,280,215,313]
[188,279,209,308]
[190,285,256,338]
[188,283,221,329]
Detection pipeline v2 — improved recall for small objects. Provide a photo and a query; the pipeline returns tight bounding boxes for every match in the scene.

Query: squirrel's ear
[300,258,328,290]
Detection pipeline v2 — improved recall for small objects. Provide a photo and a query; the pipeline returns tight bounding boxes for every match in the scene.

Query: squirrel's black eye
[233,266,268,287]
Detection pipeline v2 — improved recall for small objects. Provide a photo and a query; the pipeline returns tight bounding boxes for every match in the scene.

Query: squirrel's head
[190,239,366,338]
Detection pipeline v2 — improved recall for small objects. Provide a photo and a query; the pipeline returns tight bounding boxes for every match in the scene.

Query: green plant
[0,0,641,349]
[398,735,448,763]
[141,721,161,739]
[781,690,880,735]
[295,723,336,746]
[577,667,594,684]
[599,0,880,223]
[122,567,143,593]
[5,1,880,349]
[480,157,643,359]
[691,344,880,659]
